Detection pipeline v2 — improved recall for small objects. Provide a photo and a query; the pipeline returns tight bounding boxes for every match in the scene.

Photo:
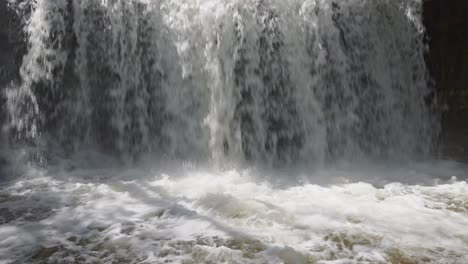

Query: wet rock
[424,0,468,107]
[424,0,468,160]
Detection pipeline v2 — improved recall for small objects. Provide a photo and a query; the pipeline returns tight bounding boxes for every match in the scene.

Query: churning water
[0,0,467,263]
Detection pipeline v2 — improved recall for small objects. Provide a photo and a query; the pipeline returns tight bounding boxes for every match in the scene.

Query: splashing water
[1,165,468,263]
[1,0,466,263]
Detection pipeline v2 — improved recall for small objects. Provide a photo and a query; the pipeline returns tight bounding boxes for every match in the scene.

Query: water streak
[3,0,437,166]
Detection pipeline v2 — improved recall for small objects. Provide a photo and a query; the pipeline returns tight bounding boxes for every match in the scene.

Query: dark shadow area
[424,0,468,161]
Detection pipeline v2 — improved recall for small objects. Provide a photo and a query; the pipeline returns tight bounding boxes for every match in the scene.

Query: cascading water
[3,1,468,264]
[3,0,437,166]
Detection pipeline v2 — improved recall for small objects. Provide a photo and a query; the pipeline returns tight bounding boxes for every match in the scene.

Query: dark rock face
[423,0,468,159]
[424,0,468,109]
[424,0,468,110]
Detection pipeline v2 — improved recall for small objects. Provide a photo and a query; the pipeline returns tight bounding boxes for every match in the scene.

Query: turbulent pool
[1,162,468,263]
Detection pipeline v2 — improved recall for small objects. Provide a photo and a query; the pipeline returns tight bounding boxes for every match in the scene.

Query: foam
[0,165,467,263]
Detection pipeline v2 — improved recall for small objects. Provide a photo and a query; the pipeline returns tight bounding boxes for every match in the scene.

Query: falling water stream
[0,0,467,263]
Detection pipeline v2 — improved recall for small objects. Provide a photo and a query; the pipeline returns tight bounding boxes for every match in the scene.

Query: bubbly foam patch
[0,167,468,263]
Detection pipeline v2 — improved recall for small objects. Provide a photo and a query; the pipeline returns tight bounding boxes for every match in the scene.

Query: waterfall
[2,0,437,167]
[4,4,468,263]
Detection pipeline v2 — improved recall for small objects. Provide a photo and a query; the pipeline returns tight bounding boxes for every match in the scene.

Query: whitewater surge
[1,166,468,263]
